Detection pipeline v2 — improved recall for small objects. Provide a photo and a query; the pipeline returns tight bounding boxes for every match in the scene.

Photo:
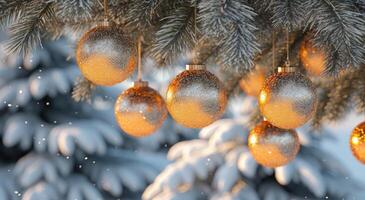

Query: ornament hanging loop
[192,3,200,64]
[272,31,276,69]
[277,29,295,73]
[137,35,144,81]
[286,29,290,66]
[103,0,109,20]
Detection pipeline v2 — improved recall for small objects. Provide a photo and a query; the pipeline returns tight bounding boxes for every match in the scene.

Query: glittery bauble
[248,121,300,168]
[239,67,265,97]
[166,65,227,128]
[114,81,167,137]
[259,70,317,129]
[76,24,136,86]
[300,40,326,76]
[350,121,365,164]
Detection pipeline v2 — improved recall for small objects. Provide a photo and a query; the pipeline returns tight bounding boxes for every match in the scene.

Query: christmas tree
[1,1,365,200]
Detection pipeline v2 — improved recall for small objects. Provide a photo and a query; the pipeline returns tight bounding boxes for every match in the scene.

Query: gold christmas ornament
[299,40,326,76]
[259,67,317,129]
[239,66,266,97]
[248,121,300,168]
[114,81,167,137]
[166,65,227,128]
[350,121,365,164]
[76,21,136,86]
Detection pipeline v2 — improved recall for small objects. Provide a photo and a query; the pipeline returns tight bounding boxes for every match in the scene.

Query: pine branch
[72,76,95,102]
[353,78,365,114]
[306,0,365,74]
[51,0,95,23]
[352,67,365,114]
[311,86,331,130]
[323,72,353,121]
[312,67,365,129]
[199,0,259,72]
[270,0,307,30]
[0,0,32,28]
[149,4,195,65]
[125,0,167,32]
[190,36,220,64]
[5,1,55,55]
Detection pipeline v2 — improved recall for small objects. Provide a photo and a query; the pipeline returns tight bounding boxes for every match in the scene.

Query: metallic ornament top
[115,81,167,137]
[76,23,136,86]
[300,40,326,76]
[350,121,365,164]
[248,121,300,168]
[259,70,317,129]
[166,65,227,128]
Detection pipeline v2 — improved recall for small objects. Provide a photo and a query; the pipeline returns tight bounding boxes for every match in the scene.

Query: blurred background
[0,34,364,200]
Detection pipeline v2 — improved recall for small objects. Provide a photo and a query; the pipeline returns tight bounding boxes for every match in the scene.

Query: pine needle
[72,76,96,103]
[5,1,55,56]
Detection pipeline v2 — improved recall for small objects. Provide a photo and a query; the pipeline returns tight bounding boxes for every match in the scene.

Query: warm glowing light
[350,122,365,164]
[259,90,267,104]
[249,134,258,145]
[239,67,266,97]
[352,137,359,145]
[300,40,326,76]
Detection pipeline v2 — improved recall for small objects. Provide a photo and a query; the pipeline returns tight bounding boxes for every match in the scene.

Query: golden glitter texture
[259,71,317,129]
[248,121,300,168]
[300,40,326,76]
[166,68,227,128]
[350,121,365,164]
[115,81,167,137]
[76,25,136,86]
[239,66,265,97]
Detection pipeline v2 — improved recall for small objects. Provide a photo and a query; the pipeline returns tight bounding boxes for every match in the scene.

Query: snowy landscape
[0,0,364,199]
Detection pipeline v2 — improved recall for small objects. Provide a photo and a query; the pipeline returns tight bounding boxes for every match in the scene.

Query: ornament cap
[134,80,148,87]
[186,64,206,70]
[100,19,110,27]
[277,66,296,73]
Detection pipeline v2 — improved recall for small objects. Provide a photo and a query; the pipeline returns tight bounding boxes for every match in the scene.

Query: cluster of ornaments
[76,21,227,137]
[248,65,317,168]
[76,21,365,166]
[246,39,322,168]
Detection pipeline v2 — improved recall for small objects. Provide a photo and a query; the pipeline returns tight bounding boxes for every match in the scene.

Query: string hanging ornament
[76,0,136,86]
[258,30,317,129]
[114,37,167,137]
[166,6,227,128]
[249,33,300,168]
